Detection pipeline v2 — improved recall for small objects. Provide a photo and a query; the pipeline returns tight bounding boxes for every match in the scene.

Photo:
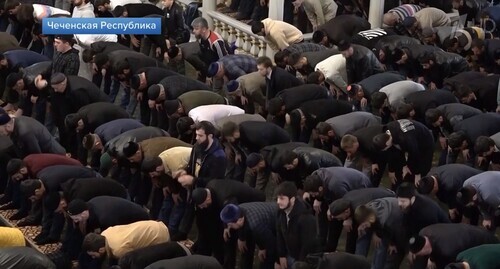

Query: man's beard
[197,139,210,151]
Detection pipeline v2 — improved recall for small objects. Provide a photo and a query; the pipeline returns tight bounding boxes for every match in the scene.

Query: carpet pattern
[0,207,62,254]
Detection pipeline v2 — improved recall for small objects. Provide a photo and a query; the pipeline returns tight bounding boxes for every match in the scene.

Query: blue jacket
[3,50,50,71]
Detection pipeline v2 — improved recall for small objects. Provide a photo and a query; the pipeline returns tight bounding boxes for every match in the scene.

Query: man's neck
[61,46,72,54]
[205,139,214,152]
[202,31,211,40]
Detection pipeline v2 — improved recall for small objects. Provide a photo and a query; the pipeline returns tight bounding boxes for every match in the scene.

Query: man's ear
[77,119,84,127]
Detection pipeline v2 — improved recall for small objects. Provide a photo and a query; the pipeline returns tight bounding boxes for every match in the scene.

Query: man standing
[191,17,230,83]
[52,35,80,76]
[175,121,227,241]
[337,40,384,84]
[275,182,319,268]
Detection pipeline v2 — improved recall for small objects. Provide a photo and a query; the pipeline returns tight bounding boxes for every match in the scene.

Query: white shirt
[32,4,70,23]
[72,2,117,48]
[315,54,347,92]
[380,81,425,109]
[188,105,245,125]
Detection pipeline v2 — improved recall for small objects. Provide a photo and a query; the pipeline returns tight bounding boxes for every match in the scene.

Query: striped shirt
[388,4,422,22]
[199,30,230,66]
[219,54,258,80]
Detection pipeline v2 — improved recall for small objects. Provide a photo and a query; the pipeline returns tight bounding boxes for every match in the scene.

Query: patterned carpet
[0,196,61,254]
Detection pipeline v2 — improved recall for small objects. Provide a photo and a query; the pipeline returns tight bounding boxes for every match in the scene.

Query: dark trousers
[318,202,356,252]
[283,0,294,24]
[193,211,225,265]
[40,194,65,240]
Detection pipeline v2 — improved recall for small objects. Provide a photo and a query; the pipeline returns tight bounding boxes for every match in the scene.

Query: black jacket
[158,75,210,101]
[415,224,499,269]
[60,178,128,203]
[105,126,168,158]
[319,252,370,269]
[276,198,319,261]
[346,44,384,83]
[266,67,303,99]
[358,71,405,97]
[396,44,441,79]
[463,74,500,112]
[427,164,482,209]
[404,89,458,123]
[206,179,266,209]
[385,119,434,175]
[239,121,290,153]
[91,41,132,55]
[350,124,385,163]
[10,116,66,158]
[341,187,395,214]
[423,51,469,88]
[38,165,99,194]
[260,142,309,172]
[238,202,278,251]
[276,84,330,112]
[108,50,166,75]
[186,138,227,188]
[87,196,150,231]
[453,113,500,146]
[119,242,189,269]
[163,2,186,40]
[312,167,372,202]
[0,247,56,269]
[145,255,222,269]
[278,147,342,189]
[404,194,450,237]
[74,102,129,133]
[318,15,371,45]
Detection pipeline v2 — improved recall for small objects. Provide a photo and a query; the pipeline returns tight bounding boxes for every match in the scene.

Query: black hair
[373,133,390,150]
[167,46,180,59]
[287,52,302,66]
[307,71,323,84]
[424,108,442,126]
[176,116,195,136]
[82,49,95,63]
[195,121,216,136]
[417,175,435,194]
[82,134,96,150]
[256,56,273,68]
[221,121,239,138]
[82,233,106,252]
[279,150,298,166]
[315,122,333,136]
[419,53,436,64]
[447,131,468,149]
[4,0,20,11]
[94,53,109,69]
[370,92,388,110]
[275,181,298,198]
[129,74,141,90]
[474,136,495,156]
[303,174,323,192]
[274,50,290,67]
[267,97,285,116]
[16,4,35,27]
[471,38,485,50]
[113,59,130,75]
[312,30,326,44]
[251,21,264,34]
[454,85,473,99]
[141,156,163,172]
[94,0,110,7]
[396,103,414,119]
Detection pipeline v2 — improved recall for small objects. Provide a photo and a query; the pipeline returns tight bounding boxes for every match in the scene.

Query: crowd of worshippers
[2,0,500,268]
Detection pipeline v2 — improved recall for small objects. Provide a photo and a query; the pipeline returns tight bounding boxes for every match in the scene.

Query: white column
[202,0,216,29]
[368,0,384,29]
[268,0,284,21]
